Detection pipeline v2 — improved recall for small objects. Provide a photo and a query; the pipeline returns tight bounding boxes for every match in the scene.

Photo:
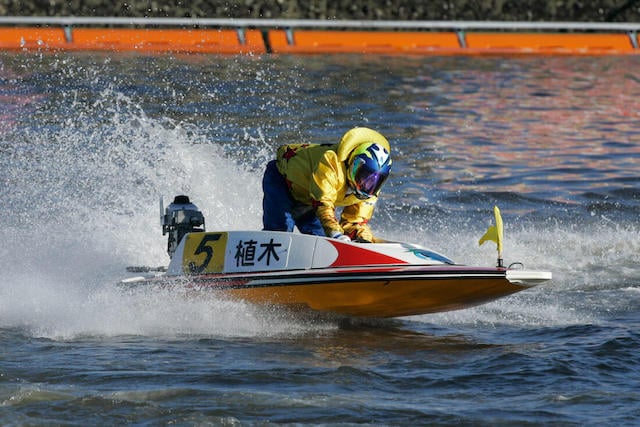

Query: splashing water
[0,76,288,339]
[1,52,639,340]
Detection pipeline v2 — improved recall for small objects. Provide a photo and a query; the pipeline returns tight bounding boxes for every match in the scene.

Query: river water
[1,51,639,425]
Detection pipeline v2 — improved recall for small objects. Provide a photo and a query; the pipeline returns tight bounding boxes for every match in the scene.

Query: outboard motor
[161,195,205,259]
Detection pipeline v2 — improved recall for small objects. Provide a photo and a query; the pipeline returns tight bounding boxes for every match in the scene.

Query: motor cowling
[162,195,205,259]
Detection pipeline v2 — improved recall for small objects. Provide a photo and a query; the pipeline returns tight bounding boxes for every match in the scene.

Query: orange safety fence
[0,27,638,55]
[70,28,265,53]
[0,27,266,54]
[267,30,461,54]
[0,27,67,49]
[465,32,636,55]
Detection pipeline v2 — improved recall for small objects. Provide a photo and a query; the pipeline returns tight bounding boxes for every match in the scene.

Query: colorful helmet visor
[349,143,392,199]
[352,161,390,198]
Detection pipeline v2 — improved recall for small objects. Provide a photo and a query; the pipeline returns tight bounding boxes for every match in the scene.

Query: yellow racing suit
[275,127,390,242]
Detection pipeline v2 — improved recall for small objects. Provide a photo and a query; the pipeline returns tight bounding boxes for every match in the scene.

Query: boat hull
[130,266,541,318]
[225,275,524,318]
[123,230,552,318]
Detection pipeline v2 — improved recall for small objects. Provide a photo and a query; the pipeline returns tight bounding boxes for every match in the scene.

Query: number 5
[189,234,221,274]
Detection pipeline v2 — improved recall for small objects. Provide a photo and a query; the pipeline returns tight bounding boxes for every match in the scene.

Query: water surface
[1,51,640,425]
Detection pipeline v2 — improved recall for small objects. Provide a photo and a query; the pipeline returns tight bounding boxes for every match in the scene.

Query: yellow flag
[479,206,503,255]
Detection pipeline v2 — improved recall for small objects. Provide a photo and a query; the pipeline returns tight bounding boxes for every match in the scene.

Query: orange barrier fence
[71,28,265,53]
[0,26,638,55]
[0,27,266,53]
[267,30,462,54]
[465,33,636,54]
[0,27,67,49]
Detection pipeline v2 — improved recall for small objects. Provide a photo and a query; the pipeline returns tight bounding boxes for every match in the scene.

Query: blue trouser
[262,160,324,236]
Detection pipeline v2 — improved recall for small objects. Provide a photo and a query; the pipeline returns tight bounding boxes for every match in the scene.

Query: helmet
[347,142,392,199]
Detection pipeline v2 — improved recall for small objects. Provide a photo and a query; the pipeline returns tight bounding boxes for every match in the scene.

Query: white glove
[330,232,351,242]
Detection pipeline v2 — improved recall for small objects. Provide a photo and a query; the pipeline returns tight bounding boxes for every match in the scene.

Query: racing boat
[122,196,552,318]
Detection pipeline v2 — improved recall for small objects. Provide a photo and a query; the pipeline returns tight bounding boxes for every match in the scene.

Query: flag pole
[494,206,504,268]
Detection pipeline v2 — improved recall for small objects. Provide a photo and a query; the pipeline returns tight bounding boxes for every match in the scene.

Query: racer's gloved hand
[330,231,351,242]
[353,237,372,243]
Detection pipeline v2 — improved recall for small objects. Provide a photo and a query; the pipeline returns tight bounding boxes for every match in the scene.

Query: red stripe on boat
[328,240,408,267]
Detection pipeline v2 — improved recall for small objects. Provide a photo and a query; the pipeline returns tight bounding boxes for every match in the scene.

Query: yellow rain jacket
[275,127,390,241]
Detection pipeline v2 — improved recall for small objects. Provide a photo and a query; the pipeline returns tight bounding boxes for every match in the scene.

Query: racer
[262,127,392,243]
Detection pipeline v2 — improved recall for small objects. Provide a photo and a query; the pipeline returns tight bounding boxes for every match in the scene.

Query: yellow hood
[335,127,390,162]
